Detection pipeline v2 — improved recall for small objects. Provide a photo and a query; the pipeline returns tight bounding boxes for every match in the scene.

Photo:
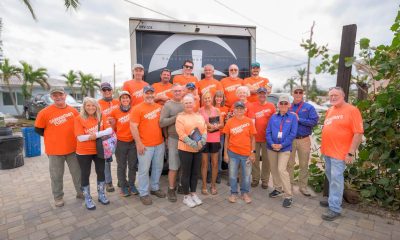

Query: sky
[0,0,398,91]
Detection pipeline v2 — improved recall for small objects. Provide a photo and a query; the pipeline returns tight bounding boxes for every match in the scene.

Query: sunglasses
[294,91,303,94]
[183,65,193,69]
[279,102,289,105]
[102,89,112,92]
[329,86,343,91]
[229,69,238,72]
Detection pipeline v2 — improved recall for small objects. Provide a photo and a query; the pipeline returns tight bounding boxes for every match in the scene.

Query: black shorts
[202,142,221,153]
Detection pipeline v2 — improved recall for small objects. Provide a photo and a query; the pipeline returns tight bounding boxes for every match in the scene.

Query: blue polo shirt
[290,101,319,137]
[266,112,298,152]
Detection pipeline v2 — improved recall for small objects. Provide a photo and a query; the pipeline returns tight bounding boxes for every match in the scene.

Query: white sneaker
[183,195,196,208]
[191,194,203,206]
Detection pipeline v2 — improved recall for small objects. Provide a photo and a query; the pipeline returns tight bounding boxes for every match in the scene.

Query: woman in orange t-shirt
[175,94,207,208]
[74,97,113,210]
[213,90,229,184]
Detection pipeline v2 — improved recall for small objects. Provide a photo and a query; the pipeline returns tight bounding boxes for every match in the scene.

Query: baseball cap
[293,85,304,92]
[257,87,268,93]
[143,85,155,93]
[132,63,144,70]
[234,101,246,108]
[119,91,131,98]
[278,95,290,104]
[100,82,112,90]
[251,62,261,68]
[50,87,65,95]
[186,82,196,89]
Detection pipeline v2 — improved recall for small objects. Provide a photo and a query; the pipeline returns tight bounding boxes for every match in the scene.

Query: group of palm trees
[0,58,100,116]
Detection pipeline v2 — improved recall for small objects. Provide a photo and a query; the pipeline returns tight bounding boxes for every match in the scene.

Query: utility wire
[122,0,178,20]
[257,47,305,62]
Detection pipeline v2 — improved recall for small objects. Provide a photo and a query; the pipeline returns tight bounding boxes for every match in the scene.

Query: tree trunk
[6,85,21,115]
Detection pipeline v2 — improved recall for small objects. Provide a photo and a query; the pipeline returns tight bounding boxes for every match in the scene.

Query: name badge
[277,131,283,139]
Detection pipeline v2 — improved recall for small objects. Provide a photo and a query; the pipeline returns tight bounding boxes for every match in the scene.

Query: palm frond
[21,0,37,20]
[65,0,80,10]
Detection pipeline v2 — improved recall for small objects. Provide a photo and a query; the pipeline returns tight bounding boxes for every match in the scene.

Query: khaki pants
[267,150,292,197]
[48,153,82,200]
[252,142,270,184]
[287,137,311,189]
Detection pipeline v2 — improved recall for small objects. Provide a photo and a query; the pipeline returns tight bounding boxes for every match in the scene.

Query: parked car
[23,94,82,119]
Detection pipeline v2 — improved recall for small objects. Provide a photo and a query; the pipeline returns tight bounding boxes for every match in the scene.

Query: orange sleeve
[351,107,364,134]
[122,81,129,92]
[222,120,230,135]
[250,120,257,135]
[74,117,85,137]
[130,106,141,124]
[102,116,110,130]
[35,109,47,128]
[175,115,187,141]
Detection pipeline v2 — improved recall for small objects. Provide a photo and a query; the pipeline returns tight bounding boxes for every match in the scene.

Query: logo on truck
[147,34,237,79]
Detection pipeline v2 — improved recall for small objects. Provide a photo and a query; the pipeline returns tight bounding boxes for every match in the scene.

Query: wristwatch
[347,152,354,157]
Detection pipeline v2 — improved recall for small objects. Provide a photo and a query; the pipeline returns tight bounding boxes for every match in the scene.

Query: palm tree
[78,71,100,97]
[296,68,306,87]
[62,70,78,98]
[0,59,22,114]
[19,61,50,100]
[20,0,80,20]
[283,77,298,93]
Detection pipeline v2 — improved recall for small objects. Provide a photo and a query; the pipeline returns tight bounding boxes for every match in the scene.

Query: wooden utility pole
[336,24,357,101]
[306,21,315,100]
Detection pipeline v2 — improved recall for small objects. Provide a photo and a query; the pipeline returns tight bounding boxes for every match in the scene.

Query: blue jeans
[137,143,165,197]
[104,160,112,184]
[228,150,251,194]
[324,155,346,213]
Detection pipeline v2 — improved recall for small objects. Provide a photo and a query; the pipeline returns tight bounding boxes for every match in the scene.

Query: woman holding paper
[175,94,207,208]
[199,91,223,195]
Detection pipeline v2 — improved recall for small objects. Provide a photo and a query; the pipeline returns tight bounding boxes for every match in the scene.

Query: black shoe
[150,190,166,198]
[216,174,221,184]
[283,198,292,208]
[167,188,177,202]
[177,185,184,195]
[269,189,283,198]
[321,209,341,221]
[320,200,329,208]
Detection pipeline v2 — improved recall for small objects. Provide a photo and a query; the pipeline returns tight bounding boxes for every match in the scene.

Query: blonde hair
[80,97,102,122]
[236,86,250,97]
[201,91,212,105]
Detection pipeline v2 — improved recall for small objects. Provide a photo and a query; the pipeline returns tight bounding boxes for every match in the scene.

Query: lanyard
[279,116,285,132]
[291,101,304,115]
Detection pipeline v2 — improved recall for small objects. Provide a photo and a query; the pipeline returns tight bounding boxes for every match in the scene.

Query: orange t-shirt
[98,99,120,117]
[130,102,163,147]
[74,115,110,155]
[175,112,207,152]
[152,82,173,105]
[220,77,243,108]
[35,105,79,155]
[172,75,198,86]
[223,116,257,156]
[122,80,149,106]
[321,103,364,160]
[197,78,223,98]
[248,101,276,142]
[217,105,229,123]
[243,76,269,102]
[110,108,133,142]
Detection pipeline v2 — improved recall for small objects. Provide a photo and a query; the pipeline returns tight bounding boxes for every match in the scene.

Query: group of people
[34,60,363,221]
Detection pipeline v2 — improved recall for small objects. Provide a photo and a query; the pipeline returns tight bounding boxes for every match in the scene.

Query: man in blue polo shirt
[287,86,319,196]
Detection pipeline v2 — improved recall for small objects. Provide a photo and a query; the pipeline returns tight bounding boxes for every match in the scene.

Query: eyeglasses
[229,69,238,72]
[329,86,343,91]
[102,89,112,92]
[279,102,289,105]
[294,91,303,94]
[183,65,193,69]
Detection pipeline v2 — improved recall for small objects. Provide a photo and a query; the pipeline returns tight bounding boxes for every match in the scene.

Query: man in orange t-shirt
[223,101,257,204]
[130,85,166,205]
[197,64,223,100]
[34,87,82,207]
[97,82,119,192]
[243,62,270,103]
[320,87,364,221]
[153,68,173,105]
[220,64,243,108]
[247,87,276,189]
[122,63,149,106]
[172,60,198,86]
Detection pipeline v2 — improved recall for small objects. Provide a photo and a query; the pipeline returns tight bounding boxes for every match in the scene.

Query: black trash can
[0,135,24,169]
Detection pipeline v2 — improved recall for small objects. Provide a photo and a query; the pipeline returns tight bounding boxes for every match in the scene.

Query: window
[2,92,23,106]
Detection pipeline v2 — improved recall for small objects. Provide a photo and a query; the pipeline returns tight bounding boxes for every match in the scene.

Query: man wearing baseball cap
[98,82,119,192]
[130,85,166,205]
[35,87,83,207]
[287,86,319,197]
[122,63,149,107]
[185,82,200,112]
[244,62,270,103]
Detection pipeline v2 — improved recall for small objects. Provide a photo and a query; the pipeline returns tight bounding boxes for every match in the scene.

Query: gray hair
[236,86,250,97]
[182,94,195,103]
[203,64,215,71]
[80,97,102,122]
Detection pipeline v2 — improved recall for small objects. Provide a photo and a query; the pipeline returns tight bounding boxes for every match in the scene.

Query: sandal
[201,188,209,195]
[210,187,218,195]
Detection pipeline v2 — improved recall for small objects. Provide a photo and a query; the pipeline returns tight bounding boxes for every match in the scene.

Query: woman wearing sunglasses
[266,95,298,208]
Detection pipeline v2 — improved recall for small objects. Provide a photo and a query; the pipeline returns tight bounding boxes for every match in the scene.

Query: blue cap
[251,62,260,68]
[257,87,268,93]
[143,85,155,93]
[234,101,246,108]
[100,82,112,90]
[186,82,196,89]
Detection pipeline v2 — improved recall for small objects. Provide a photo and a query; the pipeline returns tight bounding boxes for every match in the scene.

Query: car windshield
[45,94,78,105]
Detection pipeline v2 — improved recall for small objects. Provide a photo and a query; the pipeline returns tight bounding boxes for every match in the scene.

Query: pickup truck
[23,93,82,119]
